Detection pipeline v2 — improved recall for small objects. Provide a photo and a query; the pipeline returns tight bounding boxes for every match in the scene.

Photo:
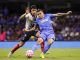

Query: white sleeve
[25,13,33,20]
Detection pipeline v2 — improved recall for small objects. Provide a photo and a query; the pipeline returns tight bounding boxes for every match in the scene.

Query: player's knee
[19,41,25,47]
[36,31,40,37]
[48,39,54,45]
[37,38,43,44]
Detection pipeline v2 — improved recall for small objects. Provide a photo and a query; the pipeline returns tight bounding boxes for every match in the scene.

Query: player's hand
[67,11,72,15]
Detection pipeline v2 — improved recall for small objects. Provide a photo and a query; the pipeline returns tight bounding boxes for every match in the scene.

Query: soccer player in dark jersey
[8,5,41,57]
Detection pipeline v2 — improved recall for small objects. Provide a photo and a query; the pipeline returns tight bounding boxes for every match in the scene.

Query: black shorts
[19,30,38,42]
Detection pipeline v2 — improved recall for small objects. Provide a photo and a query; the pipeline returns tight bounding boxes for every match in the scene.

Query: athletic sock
[41,42,44,53]
[44,43,53,54]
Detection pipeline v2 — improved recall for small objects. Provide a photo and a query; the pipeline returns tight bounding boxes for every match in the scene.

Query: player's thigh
[20,31,32,42]
[37,33,46,44]
[18,41,25,47]
[40,33,47,41]
[47,34,55,44]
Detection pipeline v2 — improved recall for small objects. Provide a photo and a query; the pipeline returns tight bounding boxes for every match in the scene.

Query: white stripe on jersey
[25,13,33,20]
[25,13,33,30]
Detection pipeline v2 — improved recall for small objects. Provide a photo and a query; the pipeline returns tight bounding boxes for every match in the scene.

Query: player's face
[37,11,44,19]
[31,9,37,15]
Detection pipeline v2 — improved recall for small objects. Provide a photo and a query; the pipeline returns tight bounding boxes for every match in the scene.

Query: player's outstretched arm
[53,11,72,17]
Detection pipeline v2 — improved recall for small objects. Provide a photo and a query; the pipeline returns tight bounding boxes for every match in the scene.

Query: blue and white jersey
[36,14,55,33]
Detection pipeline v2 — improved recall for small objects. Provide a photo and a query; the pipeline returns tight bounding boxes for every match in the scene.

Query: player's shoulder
[45,13,53,16]
[45,13,56,18]
[25,13,32,17]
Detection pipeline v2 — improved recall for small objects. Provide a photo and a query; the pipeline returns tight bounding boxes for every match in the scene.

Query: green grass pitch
[0,48,80,60]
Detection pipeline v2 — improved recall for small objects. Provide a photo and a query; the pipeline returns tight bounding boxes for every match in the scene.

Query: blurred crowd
[0,7,24,42]
[55,15,80,41]
[0,7,80,41]
[0,15,23,42]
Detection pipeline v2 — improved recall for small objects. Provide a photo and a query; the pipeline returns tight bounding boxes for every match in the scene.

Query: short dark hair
[31,5,37,9]
[37,9,43,12]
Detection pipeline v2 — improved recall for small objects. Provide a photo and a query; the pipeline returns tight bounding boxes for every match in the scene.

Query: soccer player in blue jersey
[35,9,72,58]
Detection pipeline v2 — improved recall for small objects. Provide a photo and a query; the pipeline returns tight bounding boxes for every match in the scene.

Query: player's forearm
[23,26,36,32]
[53,11,72,17]
[57,13,69,16]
